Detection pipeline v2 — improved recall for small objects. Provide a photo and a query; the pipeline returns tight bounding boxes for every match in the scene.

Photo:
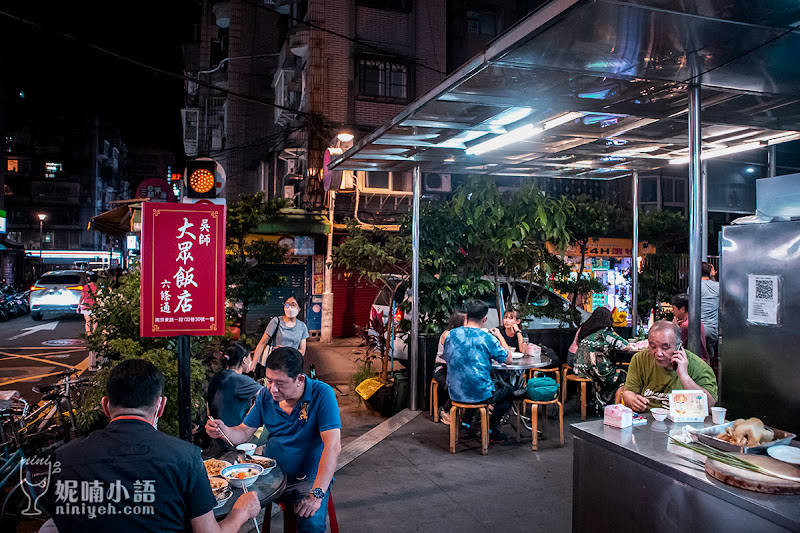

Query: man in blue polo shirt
[46,359,260,533]
[205,347,341,532]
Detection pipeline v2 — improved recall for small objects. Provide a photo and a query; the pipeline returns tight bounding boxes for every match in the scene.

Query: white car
[29,270,89,320]
[372,277,591,362]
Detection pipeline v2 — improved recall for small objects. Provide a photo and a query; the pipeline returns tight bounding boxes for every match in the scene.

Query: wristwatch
[310,487,325,499]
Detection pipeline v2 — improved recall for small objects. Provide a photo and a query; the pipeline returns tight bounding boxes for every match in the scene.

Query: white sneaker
[439,409,450,426]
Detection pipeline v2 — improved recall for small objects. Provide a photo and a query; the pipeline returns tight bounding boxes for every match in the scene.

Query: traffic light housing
[185,159,217,199]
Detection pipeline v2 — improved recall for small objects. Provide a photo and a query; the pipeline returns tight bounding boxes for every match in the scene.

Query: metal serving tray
[694,422,796,454]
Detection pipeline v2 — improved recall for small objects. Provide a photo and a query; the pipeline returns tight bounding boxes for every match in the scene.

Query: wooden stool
[430,378,439,422]
[449,402,490,455]
[526,367,560,384]
[516,398,564,451]
[267,492,339,532]
[561,365,591,421]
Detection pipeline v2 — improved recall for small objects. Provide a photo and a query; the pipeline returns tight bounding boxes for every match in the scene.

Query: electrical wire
[0,9,310,117]
[238,0,447,76]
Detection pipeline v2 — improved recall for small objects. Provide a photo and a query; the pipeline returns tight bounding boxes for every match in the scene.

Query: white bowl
[510,351,524,359]
[236,443,257,455]
[221,463,263,488]
[651,408,668,422]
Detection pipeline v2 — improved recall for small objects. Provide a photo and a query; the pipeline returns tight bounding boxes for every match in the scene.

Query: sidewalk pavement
[256,338,584,533]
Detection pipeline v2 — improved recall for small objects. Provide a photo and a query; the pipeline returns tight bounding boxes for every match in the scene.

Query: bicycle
[0,369,90,528]
[20,369,90,444]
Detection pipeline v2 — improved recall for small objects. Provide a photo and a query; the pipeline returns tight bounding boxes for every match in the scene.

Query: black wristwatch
[310,487,325,499]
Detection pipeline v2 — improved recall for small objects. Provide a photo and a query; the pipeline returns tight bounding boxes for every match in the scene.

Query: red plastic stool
[267,493,339,533]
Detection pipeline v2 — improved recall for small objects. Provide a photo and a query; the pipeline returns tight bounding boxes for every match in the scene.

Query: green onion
[669,438,800,483]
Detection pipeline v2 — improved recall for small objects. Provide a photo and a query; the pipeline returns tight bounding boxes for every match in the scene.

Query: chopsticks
[208,415,235,447]
[241,483,260,533]
[208,414,261,532]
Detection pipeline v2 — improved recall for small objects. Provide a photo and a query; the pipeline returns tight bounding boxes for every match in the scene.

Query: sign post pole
[140,202,226,443]
[177,335,192,442]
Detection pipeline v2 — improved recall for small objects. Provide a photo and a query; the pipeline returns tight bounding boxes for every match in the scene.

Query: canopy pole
[410,165,420,411]
[701,161,708,260]
[768,145,777,177]
[631,171,639,334]
[688,84,703,356]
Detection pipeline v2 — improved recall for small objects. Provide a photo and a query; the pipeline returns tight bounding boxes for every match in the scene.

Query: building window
[7,159,18,173]
[45,162,63,179]
[467,11,498,36]
[361,171,411,192]
[356,0,412,13]
[357,55,411,102]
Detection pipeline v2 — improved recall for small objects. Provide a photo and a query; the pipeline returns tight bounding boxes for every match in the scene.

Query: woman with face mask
[253,296,310,376]
[206,341,261,454]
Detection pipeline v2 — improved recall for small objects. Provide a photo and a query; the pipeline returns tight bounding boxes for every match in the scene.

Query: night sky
[2,1,196,151]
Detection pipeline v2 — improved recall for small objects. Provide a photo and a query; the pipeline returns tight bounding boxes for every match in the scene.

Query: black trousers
[462,381,514,431]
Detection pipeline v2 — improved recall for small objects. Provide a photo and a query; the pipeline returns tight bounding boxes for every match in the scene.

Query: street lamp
[37,213,46,260]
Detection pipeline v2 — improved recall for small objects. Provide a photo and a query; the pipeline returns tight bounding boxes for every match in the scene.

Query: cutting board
[706,453,800,494]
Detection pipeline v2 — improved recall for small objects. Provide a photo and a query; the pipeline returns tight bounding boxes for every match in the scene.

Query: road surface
[0,312,89,401]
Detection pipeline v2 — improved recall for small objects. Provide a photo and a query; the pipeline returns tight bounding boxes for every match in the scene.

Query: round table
[492,354,552,389]
[213,451,287,519]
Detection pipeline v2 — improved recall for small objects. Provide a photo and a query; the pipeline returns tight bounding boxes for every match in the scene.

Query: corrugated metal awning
[330,0,800,179]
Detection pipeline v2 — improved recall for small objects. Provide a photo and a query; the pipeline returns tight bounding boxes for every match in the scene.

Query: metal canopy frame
[329,0,800,410]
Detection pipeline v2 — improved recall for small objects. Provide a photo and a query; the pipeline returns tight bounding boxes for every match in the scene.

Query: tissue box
[668,389,708,423]
[604,404,632,428]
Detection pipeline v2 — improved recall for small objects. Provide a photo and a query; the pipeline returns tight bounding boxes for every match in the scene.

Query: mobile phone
[672,341,682,370]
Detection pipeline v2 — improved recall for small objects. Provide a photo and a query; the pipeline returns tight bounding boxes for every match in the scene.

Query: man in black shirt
[46,359,259,532]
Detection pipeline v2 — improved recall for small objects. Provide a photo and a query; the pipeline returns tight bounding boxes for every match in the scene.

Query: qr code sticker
[755,279,773,300]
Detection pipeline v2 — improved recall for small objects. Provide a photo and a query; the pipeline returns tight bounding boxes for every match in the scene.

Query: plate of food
[209,477,232,509]
[204,458,232,477]
[221,463,263,488]
[247,455,277,474]
[695,417,796,454]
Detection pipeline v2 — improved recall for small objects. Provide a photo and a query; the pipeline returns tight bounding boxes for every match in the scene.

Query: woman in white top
[433,310,466,425]
[253,296,309,377]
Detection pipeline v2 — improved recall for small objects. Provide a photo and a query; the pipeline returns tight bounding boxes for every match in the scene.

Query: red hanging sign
[140,202,226,337]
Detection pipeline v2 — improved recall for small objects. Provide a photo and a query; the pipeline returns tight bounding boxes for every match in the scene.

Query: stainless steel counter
[571,418,800,532]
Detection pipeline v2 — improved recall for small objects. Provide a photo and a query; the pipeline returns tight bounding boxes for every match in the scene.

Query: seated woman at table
[433,310,466,425]
[569,307,633,408]
[500,308,525,353]
[206,342,262,455]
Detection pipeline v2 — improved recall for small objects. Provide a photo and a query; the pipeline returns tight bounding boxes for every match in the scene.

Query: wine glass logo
[20,458,52,516]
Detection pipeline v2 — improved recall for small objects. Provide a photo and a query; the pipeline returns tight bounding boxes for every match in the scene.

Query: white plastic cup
[711,407,726,425]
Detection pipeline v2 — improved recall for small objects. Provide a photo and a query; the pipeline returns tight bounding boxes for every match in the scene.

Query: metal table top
[493,354,551,371]
[572,417,800,530]
[213,451,287,519]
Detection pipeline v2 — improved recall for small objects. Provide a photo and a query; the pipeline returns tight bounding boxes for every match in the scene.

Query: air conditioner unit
[286,159,299,175]
[423,173,451,193]
[181,108,200,157]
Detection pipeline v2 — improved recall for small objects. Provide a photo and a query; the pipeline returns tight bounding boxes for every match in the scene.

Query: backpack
[525,372,560,402]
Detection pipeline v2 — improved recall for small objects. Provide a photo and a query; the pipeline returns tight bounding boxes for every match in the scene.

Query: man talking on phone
[622,320,717,412]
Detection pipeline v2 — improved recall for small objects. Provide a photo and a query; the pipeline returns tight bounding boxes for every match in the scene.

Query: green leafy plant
[226,193,290,332]
[76,348,206,438]
[81,269,213,437]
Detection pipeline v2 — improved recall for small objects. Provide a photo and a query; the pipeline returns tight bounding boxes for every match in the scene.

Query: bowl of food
[247,455,276,475]
[236,443,257,456]
[510,351,524,359]
[204,458,232,477]
[651,408,668,422]
[221,463,263,488]
[209,477,232,508]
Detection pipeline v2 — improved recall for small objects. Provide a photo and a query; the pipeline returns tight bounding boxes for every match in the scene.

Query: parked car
[372,277,591,362]
[29,270,90,321]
